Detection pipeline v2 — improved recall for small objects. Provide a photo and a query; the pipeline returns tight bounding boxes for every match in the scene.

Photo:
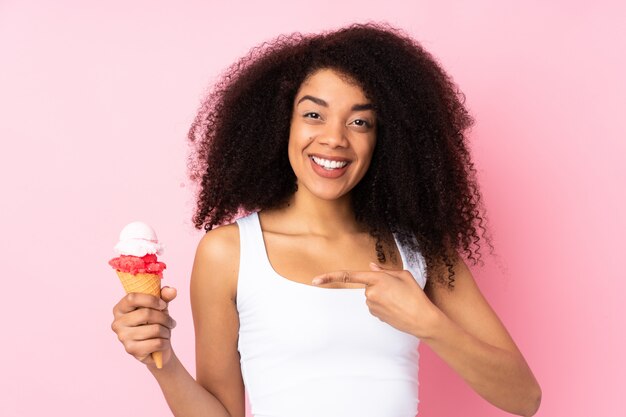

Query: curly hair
[187,22,495,288]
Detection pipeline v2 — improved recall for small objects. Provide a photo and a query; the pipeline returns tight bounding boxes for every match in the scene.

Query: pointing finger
[311,270,380,286]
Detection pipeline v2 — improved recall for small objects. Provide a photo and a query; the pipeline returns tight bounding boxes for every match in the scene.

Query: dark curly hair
[187,22,495,288]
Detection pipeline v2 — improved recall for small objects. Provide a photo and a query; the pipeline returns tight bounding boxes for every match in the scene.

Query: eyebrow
[296,95,374,112]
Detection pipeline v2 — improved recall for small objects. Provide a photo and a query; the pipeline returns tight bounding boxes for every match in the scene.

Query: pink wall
[1,1,624,416]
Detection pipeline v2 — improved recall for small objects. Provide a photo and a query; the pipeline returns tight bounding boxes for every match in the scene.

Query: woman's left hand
[312,262,442,338]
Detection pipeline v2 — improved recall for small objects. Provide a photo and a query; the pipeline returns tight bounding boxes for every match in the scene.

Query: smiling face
[288,68,377,202]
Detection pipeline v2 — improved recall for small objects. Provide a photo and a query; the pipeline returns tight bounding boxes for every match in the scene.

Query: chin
[310,187,352,201]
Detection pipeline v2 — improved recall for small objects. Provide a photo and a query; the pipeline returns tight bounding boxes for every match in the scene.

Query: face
[288,68,377,202]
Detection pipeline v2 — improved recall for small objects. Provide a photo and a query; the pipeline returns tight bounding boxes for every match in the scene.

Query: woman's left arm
[422,255,542,417]
[311,254,542,416]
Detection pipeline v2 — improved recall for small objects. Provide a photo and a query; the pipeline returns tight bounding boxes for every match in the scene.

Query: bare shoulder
[192,222,240,301]
[190,221,245,417]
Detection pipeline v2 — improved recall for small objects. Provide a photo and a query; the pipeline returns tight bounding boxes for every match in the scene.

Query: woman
[111,23,541,417]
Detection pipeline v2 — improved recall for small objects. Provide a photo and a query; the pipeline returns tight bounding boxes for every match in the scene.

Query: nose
[318,120,348,148]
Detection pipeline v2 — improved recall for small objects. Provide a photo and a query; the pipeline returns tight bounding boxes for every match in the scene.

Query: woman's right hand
[111,286,178,367]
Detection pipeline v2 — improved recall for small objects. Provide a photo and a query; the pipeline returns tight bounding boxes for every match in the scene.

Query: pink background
[1,1,624,416]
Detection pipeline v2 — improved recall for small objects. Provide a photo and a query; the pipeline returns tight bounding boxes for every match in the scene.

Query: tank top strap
[235,211,273,308]
[392,232,427,289]
[235,211,263,259]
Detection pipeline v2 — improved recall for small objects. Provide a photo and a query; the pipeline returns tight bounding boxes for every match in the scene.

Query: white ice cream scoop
[113,221,164,257]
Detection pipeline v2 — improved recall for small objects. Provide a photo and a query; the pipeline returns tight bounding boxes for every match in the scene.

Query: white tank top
[236,211,427,417]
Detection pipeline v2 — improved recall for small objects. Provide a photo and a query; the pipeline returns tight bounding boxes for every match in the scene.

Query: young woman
[111,23,541,417]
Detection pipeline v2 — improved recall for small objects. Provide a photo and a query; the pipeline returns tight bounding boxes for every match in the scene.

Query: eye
[351,119,371,128]
[303,112,321,119]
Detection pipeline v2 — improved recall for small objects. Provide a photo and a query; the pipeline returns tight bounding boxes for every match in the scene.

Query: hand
[111,286,178,367]
[312,263,442,338]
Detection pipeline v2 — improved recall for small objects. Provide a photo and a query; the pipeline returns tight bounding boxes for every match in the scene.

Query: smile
[310,156,349,170]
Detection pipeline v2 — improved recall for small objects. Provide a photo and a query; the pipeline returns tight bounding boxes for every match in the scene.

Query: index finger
[311,270,379,286]
[114,292,167,315]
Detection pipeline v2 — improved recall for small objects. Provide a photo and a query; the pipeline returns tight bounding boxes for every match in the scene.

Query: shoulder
[195,221,240,263]
[191,221,240,302]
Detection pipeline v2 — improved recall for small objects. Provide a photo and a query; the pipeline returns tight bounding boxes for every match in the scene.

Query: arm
[423,255,542,416]
[312,256,541,416]
[111,224,244,417]
[190,224,246,417]
[147,350,232,417]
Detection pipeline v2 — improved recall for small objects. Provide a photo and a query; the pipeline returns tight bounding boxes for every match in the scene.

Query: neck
[277,186,364,237]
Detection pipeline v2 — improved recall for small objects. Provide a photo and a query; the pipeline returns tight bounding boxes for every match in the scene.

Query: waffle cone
[115,271,163,368]
[116,271,162,297]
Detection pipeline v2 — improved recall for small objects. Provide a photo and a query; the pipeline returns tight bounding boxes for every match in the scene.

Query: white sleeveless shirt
[235,211,427,417]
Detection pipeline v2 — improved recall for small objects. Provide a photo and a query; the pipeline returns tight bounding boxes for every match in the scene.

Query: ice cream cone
[110,221,167,369]
[115,271,164,368]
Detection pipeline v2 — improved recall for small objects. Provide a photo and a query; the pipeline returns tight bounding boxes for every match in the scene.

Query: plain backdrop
[1,1,624,416]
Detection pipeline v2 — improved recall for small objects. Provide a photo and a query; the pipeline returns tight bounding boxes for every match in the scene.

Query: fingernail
[159,300,167,309]
[312,278,323,285]
[369,262,380,269]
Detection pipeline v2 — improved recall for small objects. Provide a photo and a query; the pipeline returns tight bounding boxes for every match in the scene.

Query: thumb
[369,262,382,271]
[371,262,398,271]
[160,286,178,303]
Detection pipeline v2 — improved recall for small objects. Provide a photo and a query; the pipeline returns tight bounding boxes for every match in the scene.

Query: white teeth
[311,156,348,169]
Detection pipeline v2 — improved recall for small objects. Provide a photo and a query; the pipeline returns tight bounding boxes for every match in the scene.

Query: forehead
[296,68,369,102]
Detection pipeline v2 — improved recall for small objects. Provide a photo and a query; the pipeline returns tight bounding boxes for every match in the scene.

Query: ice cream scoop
[114,221,165,257]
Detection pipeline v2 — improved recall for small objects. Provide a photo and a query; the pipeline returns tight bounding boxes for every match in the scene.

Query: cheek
[288,123,316,153]
[287,122,299,154]
[287,137,297,167]
[287,132,306,171]
[360,138,377,162]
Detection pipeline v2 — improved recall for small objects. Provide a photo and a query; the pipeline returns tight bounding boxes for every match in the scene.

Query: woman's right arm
[111,224,245,417]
